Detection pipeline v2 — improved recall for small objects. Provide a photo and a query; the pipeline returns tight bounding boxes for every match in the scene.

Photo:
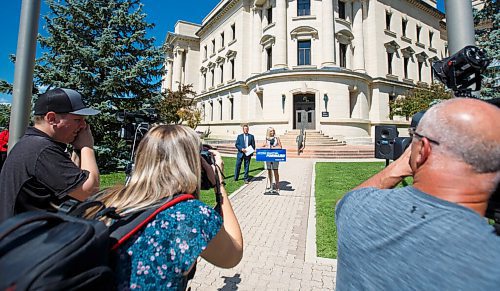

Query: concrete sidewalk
[189,158,337,290]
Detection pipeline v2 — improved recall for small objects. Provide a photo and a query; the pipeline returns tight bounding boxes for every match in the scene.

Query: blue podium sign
[256,149,287,162]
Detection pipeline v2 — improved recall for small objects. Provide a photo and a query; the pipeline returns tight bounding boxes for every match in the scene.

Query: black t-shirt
[0,127,88,222]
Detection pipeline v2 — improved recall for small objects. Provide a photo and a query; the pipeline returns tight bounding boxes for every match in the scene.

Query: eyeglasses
[408,128,440,145]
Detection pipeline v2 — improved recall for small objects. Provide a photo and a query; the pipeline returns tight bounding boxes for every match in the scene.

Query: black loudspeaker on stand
[374,125,398,160]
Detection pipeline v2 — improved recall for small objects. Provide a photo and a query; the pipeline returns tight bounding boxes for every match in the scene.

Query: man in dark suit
[234,124,255,183]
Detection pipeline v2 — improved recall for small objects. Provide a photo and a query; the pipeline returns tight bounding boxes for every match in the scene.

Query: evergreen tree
[474,1,499,99]
[36,0,166,171]
[0,104,11,128]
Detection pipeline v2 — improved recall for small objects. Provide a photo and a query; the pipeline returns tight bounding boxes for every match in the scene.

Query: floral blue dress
[114,199,222,290]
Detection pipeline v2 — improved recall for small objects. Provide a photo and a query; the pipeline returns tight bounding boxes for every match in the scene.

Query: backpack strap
[109,194,195,251]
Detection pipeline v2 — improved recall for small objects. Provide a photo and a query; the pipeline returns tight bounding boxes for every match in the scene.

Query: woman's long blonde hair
[265,127,275,140]
[90,125,201,222]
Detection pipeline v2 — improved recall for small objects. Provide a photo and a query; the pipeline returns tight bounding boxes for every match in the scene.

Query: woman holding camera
[89,125,243,290]
[261,127,282,192]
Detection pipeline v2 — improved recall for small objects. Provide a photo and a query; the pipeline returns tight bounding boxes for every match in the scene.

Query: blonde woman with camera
[261,127,282,192]
[88,125,243,290]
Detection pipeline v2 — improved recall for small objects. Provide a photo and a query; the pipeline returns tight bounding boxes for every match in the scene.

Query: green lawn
[100,157,264,206]
[315,162,385,259]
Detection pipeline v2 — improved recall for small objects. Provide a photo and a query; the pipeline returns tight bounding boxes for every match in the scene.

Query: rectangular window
[404,57,409,79]
[211,103,213,121]
[339,43,347,68]
[338,1,346,20]
[230,59,235,79]
[211,69,215,87]
[219,100,223,120]
[429,31,433,47]
[230,98,234,120]
[387,52,393,74]
[266,47,272,70]
[267,7,273,24]
[231,24,236,40]
[298,0,310,16]
[386,12,391,30]
[220,64,224,83]
[212,39,216,54]
[204,45,207,59]
[298,40,311,66]
[416,26,421,43]
[418,61,423,81]
[402,19,408,37]
[203,73,207,90]
[221,32,225,47]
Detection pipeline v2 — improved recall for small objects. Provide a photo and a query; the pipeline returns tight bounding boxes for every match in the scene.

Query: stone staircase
[206,130,375,159]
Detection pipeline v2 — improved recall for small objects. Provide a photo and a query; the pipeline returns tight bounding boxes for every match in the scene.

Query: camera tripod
[124,122,150,185]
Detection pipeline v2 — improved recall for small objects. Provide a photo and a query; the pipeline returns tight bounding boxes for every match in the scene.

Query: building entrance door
[293,94,316,130]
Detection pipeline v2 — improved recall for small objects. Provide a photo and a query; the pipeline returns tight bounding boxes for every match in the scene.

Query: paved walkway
[188,158,338,290]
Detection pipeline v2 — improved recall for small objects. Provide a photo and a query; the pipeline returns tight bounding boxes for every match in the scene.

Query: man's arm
[235,135,246,153]
[69,125,100,201]
[354,147,413,190]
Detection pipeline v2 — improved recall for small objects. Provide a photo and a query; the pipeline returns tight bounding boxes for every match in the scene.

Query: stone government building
[163,0,447,144]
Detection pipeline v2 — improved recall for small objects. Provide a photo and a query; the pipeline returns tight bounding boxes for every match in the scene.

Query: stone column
[165,59,173,91]
[252,6,262,74]
[352,0,365,72]
[274,0,287,69]
[172,48,184,90]
[322,0,336,67]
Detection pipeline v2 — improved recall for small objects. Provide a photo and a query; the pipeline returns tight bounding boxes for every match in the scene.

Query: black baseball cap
[34,88,100,116]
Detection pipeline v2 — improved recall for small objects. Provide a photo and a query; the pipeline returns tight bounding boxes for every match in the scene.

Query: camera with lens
[200,145,217,190]
[432,45,490,97]
[391,111,427,160]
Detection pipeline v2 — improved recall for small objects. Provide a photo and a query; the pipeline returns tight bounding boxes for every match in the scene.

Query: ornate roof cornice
[405,0,445,19]
[196,0,240,37]
[165,33,200,46]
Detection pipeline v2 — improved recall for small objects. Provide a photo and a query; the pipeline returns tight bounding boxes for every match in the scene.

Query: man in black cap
[0,88,101,222]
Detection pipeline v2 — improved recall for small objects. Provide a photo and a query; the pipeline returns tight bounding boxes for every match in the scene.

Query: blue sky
[0,0,444,103]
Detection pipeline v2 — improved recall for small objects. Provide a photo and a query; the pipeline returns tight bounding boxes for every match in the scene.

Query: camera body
[116,109,159,142]
[432,45,490,97]
[200,145,217,190]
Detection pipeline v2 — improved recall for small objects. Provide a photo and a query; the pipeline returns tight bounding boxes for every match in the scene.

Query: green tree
[157,84,199,126]
[390,83,452,119]
[474,1,499,99]
[0,104,11,128]
[33,0,166,171]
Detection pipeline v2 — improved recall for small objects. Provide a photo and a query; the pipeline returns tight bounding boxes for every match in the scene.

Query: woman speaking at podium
[261,127,282,192]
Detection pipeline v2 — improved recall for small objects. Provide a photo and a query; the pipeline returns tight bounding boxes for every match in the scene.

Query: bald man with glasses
[335,98,500,290]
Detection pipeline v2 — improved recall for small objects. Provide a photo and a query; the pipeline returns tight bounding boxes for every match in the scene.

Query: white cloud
[0,93,12,104]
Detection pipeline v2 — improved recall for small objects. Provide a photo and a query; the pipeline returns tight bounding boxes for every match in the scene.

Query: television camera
[432,45,490,97]
[116,110,223,211]
[116,109,159,184]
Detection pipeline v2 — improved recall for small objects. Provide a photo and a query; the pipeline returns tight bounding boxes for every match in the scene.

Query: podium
[256,149,286,194]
